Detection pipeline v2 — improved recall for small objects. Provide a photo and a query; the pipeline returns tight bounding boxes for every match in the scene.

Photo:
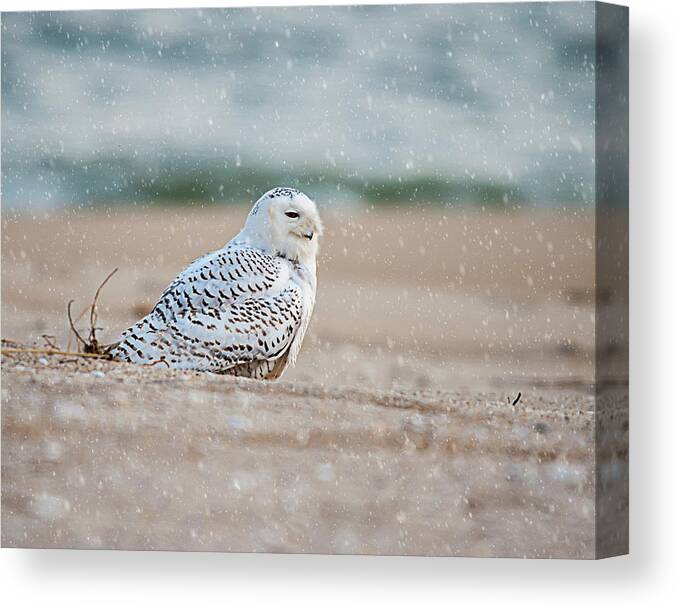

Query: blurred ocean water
[1,3,602,210]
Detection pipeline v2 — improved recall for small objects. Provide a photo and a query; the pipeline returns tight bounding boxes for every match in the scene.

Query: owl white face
[243,187,323,266]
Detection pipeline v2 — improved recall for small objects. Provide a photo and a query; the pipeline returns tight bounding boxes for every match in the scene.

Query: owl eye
[285,211,300,219]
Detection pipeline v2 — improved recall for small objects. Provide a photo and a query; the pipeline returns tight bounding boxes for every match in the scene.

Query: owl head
[241,187,323,266]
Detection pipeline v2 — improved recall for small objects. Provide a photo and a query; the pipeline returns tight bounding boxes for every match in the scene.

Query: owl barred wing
[113,282,304,374]
[169,285,304,367]
[113,246,303,376]
[149,244,284,324]
[116,244,284,343]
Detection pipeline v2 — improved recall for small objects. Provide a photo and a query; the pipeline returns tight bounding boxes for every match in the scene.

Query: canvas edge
[593,0,630,559]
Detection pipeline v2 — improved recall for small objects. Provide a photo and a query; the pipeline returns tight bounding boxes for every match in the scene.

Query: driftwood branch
[1,346,108,359]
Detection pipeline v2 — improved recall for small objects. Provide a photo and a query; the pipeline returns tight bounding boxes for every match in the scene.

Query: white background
[0,0,676,607]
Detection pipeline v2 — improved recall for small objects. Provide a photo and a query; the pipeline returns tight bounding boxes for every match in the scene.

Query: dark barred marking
[267,187,300,199]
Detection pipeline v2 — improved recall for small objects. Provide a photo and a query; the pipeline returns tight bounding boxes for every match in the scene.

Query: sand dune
[2,347,596,557]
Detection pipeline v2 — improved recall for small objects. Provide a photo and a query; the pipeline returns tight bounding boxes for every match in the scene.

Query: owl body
[109,188,322,380]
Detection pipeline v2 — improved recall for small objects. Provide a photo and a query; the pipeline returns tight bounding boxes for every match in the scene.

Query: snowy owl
[109,187,323,380]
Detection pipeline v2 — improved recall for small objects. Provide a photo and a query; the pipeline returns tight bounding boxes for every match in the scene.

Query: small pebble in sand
[315,462,336,482]
[533,422,550,435]
[227,415,253,431]
[401,414,434,450]
[38,357,49,365]
[91,370,106,378]
[43,440,64,462]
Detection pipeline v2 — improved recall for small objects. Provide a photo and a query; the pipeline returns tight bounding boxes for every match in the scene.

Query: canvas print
[1,2,628,558]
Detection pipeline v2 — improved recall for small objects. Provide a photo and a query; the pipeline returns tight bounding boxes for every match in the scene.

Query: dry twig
[67,268,118,355]
[41,334,59,350]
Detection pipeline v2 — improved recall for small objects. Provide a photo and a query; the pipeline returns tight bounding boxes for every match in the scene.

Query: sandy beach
[1,206,612,557]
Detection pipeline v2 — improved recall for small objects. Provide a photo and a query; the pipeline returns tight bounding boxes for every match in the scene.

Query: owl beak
[303,231,314,240]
